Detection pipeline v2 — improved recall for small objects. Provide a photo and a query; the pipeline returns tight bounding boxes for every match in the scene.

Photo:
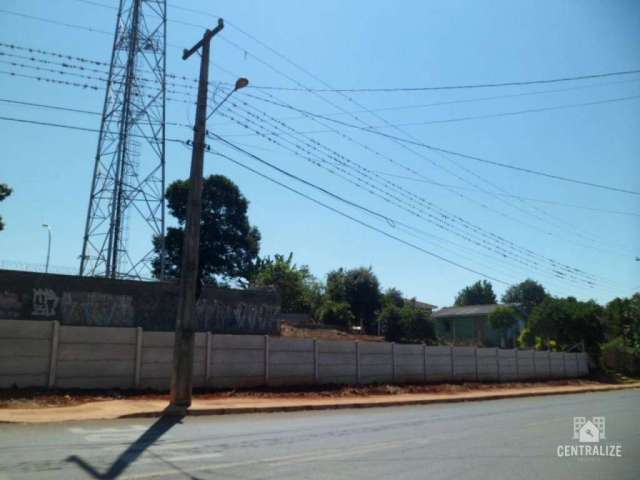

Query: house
[431,303,524,347]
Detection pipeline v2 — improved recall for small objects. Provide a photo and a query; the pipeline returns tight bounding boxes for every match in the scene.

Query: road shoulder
[1,382,638,424]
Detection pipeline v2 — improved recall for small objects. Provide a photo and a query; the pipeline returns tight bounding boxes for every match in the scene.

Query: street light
[42,224,52,273]
[206,77,249,120]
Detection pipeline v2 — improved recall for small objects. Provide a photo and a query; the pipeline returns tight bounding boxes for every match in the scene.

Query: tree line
[150,174,640,357]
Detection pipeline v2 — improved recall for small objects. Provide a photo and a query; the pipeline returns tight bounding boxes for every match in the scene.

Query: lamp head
[234,77,249,91]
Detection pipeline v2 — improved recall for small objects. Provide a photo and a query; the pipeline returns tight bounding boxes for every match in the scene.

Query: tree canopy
[325,267,381,332]
[488,306,518,332]
[604,294,640,351]
[316,300,355,328]
[501,279,548,315]
[454,280,496,306]
[0,183,12,232]
[250,253,321,313]
[380,300,436,344]
[488,306,518,346]
[526,297,605,358]
[153,175,261,285]
[381,288,404,309]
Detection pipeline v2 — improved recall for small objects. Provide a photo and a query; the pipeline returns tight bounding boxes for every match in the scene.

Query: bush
[379,301,437,344]
[316,300,355,328]
[379,305,403,342]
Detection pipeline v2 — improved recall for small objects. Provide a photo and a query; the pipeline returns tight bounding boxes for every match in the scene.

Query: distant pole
[42,224,52,273]
[170,19,224,409]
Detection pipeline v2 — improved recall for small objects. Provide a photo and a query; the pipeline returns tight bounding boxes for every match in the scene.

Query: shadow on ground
[65,407,200,479]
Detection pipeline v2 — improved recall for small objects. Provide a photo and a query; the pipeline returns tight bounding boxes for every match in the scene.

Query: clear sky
[0,0,638,308]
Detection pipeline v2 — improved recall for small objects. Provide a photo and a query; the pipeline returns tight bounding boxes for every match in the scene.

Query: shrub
[316,300,355,328]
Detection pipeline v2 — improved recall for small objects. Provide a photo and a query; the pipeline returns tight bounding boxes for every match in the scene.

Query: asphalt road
[0,390,638,479]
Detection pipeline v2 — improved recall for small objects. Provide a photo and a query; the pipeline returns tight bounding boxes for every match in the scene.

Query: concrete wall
[0,269,280,334]
[0,320,590,390]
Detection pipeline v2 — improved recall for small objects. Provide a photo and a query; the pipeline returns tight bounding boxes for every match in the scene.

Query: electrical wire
[0,114,184,143]
[237,92,634,260]
[202,143,512,284]
[241,69,640,93]
[213,102,611,290]
[245,94,640,196]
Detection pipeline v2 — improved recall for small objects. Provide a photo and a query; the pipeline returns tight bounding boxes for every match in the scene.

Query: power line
[239,92,635,263]
[1,41,616,284]
[215,101,609,289]
[0,114,184,143]
[203,142,511,284]
[0,8,112,36]
[375,171,640,218]
[251,94,640,131]
[195,15,637,256]
[195,20,636,259]
[264,78,640,120]
[242,69,640,93]
[246,94,640,196]
[202,20,637,280]
[0,61,620,286]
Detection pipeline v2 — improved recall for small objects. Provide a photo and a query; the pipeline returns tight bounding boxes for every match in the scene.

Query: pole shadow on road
[65,407,195,479]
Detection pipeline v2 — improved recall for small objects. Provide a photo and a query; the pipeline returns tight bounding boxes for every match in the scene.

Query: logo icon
[558,416,621,458]
[573,417,606,443]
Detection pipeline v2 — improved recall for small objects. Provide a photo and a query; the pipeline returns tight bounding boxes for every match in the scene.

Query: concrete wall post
[264,335,270,385]
[47,320,59,388]
[547,350,552,378]
[562,351,567,378]
[355,341,360,384]
[205,332,212,383]
[495,347,500,382]
[474,346,479,381]
[532,350,537,379]
[134,326,143,387]
[514,348,519,380]
[391,342,396,383]
[450,345,455,380]
[313,339,319,383]
[423,343,427,383]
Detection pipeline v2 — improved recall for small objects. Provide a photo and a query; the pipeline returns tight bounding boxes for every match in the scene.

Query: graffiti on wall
[0,269,281,334]
[32,288,59,317]
[196,299,281,333]
[60,291,135,326]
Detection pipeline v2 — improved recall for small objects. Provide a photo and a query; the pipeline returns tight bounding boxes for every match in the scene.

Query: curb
[119,383,640,419]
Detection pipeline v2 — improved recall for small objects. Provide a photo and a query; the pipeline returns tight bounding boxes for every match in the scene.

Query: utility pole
[170,19,224,410]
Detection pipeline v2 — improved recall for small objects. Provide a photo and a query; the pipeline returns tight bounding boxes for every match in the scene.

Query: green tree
[528,297,605,359]
[379,304,403,342]
[400,300,437,344]
[152,175,261,285]
[316,300,355,328]
[0,183,12,231]
[501,279,548,316]
[381,287,404,309]
[380,300,436,344]
[326,267,382,332]
[604,294,640,351]
[251,253,321,313]
[454,280,496,306]
[488,306,518,346]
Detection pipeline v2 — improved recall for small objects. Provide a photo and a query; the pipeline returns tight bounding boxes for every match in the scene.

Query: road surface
[0,389,638,479]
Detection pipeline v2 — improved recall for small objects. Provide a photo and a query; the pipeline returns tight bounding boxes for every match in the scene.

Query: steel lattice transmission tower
[80,0,167,279]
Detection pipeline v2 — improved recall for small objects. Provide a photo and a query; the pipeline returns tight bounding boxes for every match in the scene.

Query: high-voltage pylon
[80,0,166,280]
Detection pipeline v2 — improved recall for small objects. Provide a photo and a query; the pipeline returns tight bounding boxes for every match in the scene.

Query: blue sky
[0,0,638,307]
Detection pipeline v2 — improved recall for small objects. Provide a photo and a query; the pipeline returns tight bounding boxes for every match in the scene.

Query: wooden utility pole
[170,19,224,409]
